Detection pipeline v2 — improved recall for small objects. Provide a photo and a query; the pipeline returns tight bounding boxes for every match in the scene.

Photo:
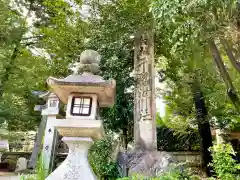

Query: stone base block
[117,149,174,177]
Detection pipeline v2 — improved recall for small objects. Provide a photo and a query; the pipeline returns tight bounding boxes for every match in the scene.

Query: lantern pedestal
[46,137,96,180]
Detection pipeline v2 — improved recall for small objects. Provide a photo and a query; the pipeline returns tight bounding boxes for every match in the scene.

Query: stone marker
[126,28,173,177]
[133,28,157,150]
[15,157,27,172]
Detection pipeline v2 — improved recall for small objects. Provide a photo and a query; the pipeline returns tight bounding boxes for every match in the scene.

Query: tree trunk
[192,80,213,177]
[208,39,240,111]
[0,46,18,98]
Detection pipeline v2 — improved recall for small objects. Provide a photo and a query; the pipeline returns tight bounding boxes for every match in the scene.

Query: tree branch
[208,39,240,111]
[20,41,38,46]
[22,35,44,40]
[220,39,240,73]
[0,1,34,98]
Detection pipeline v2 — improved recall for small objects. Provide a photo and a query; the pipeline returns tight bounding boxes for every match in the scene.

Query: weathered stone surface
[78,50,101,74]
[54,120,104,140]
[47,50,116,107]
[133,29,157,150]
[47,73,116,107]
[46,137,97,180]
[117,150,174,177]
[15,157,27,172]
[79,50,101,65]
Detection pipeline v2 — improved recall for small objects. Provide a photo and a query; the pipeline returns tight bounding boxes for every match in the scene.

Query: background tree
[151,0,240,175]
[84,0,153,147]
[0,0,49,130]
[0,0,88,130]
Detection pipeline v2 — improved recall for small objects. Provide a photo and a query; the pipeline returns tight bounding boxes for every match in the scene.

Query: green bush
[20,174,35,180]
[209,144,240,180]
[35,153,47,180]
[157,126,200,151]
[117,167,201,180]
[4,158,17,171]
[88,135,119,180]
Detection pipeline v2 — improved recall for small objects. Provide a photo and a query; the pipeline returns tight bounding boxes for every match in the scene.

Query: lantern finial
[73,50,101,75]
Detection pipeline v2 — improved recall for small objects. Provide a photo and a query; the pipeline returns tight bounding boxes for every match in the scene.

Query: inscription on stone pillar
[134,29,156,150]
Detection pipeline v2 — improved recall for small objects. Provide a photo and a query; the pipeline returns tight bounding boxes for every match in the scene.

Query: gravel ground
[0,176,19,180]
[0,172,20,180]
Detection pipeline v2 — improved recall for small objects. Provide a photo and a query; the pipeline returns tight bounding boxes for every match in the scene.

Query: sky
[155,78,166,117]
[157,97,165,117]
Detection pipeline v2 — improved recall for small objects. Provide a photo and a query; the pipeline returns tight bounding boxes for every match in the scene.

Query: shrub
[209,144,240,180]
[35,153,46,180]
[20,174,35,180]
[4,158,17,171]
[117,165,201,180]
[157,126,200,151]
[88,134,119,180]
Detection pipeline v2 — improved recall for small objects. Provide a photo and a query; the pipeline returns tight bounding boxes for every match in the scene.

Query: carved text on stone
[134,34,153,122]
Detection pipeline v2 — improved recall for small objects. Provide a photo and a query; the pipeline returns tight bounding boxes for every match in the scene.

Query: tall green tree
[84,0,154,146]
[0,0,47,130]
[151,0,240,175]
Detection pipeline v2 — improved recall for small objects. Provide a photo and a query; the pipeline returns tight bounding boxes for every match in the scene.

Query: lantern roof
[38,91,58,100]
[47,50,116,107]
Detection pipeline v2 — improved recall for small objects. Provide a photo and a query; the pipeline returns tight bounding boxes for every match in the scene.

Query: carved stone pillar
[46,137,96,180]
[134,28,157,150]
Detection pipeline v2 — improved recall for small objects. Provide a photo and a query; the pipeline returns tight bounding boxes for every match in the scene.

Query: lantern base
[46,137,96,180]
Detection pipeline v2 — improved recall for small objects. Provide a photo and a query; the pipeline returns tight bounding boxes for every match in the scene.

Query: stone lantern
[45,50,116,180]
[40,91,60,172]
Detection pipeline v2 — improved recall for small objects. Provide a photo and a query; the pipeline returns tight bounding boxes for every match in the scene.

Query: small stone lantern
[41,92,60,116]
[45,50,116,180]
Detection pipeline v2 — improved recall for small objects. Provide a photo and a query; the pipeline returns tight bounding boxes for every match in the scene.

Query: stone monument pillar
[133,29,157,150]
[124,29,172,177]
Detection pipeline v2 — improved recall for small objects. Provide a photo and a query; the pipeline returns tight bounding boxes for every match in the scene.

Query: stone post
[134,28,157,150]
[124,29,173,177]
[28,115,47,169]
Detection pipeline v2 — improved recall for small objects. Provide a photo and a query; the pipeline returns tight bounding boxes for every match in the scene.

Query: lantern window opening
[70,96,92,116]
[49,100,58,107]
